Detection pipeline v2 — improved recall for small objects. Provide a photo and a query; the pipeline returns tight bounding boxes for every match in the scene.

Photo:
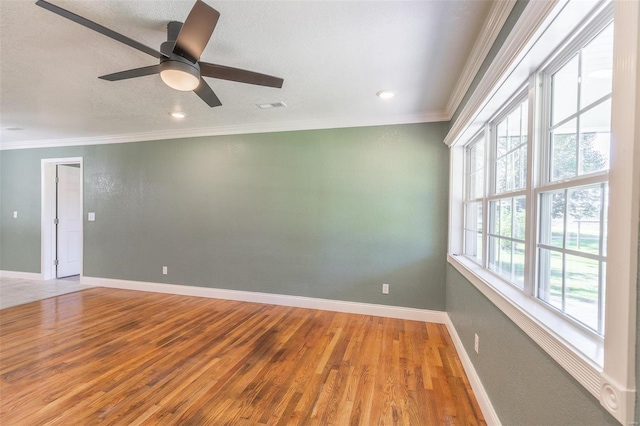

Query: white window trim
[446,1,637,424]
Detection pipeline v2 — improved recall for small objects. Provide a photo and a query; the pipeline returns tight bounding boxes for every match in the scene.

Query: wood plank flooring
[0,288,486,425]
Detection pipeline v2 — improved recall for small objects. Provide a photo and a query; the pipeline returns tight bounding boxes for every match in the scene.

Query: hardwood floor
[0,288,486,425]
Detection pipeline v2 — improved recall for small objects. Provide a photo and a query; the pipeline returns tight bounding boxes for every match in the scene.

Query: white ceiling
[0,0,496,147]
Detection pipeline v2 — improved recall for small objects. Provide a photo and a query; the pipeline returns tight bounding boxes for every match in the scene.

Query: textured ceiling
[0,0,493,146]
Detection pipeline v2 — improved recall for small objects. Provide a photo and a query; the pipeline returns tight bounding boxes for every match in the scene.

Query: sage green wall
[446,265,620,425]
[0,123,449,310]
[0,153,42,272]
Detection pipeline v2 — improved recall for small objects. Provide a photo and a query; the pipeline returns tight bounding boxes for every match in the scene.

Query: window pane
[581,23,614,109]
[565,254,599,330]
[471,141,485,172]
[464,202,483,262]
[500,199,512,237]
[506,151,519,191]
[495,100,528,194]
[474,171,484,199]
[519,145,527,190]
[489,201,499,235]
[464,230,482,262]
[514,196,526,240]
[579,99,611,175]
[551,194,565,247]
[507,107,521,149]
[514,242,525,288]
[521,101,529,140]
[499,239,512,278]
[488,236,500,272]
[566,185,602,255]
[497,122,508,157]
[495,157,506,194]
[465,202,482,231]
[551,119,577,181]
[540,191,565,248]
[552,55,579,125]
[465,230,474,256]
[469,171,479,199]
[468,139,485,199]
[538,248,563,311]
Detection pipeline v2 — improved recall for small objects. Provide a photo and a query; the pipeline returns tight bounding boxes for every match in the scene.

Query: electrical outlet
[162,266,168,275]
[474,333,479,354]
[13,211,17,219]
[382,283,389,294]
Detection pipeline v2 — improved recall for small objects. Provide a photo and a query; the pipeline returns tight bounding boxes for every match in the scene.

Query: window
[536,21,613,335]
[447,2,637,423]
[459,17,612,336]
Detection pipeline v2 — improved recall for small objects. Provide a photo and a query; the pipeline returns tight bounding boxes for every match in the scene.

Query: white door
[57,165,81,278]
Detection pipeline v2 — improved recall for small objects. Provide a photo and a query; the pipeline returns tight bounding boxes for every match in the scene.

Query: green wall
[0,123,450,310]
[446,265,620,425]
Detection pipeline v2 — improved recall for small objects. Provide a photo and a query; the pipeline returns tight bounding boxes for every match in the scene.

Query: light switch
[88,212,95,221]
[13,211,17,219]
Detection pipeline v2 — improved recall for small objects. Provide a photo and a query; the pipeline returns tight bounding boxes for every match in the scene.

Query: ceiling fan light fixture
[376,90,395,99]
[160,61,201,91]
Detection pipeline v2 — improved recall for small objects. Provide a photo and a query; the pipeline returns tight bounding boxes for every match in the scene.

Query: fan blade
[173,0,220,63]
[194,78,222,107]
[98,65,160,81]
[36,0,166,59]
[200,63,284,88]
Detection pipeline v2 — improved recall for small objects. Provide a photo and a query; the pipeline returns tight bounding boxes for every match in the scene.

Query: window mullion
[483,124,491,269]
[524,74,539,296]
[576,50,583,177]
[597,182,606,334]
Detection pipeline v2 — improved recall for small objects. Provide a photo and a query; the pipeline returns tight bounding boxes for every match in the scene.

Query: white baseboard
[444,316,501,426]
[0,270,43,280]
[81,276,448,323]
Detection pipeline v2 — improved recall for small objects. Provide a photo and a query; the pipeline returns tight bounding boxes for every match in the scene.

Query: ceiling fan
[35,0,284,107]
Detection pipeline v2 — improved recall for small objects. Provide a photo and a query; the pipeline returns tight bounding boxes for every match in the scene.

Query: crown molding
[444,0,563,147]
[0,111,448,150]
[445,0,517,118]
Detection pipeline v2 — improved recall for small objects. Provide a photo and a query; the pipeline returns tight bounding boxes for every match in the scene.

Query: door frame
[41,157,83,280]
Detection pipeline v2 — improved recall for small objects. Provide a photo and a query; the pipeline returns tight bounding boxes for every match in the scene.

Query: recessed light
[170,111,186,119]
[376,90,395,99]
[257,101,287,109]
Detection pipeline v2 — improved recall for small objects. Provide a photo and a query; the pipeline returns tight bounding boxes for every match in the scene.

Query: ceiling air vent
[5,127,23,131]
[257,101,287,109]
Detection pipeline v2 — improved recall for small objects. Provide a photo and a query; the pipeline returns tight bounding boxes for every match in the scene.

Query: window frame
[486,92,529,289]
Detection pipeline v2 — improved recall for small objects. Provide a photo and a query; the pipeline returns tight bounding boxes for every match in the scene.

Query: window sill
[448,253,604,398]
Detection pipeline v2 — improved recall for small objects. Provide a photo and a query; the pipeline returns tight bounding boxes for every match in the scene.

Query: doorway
[41,158,83,280]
